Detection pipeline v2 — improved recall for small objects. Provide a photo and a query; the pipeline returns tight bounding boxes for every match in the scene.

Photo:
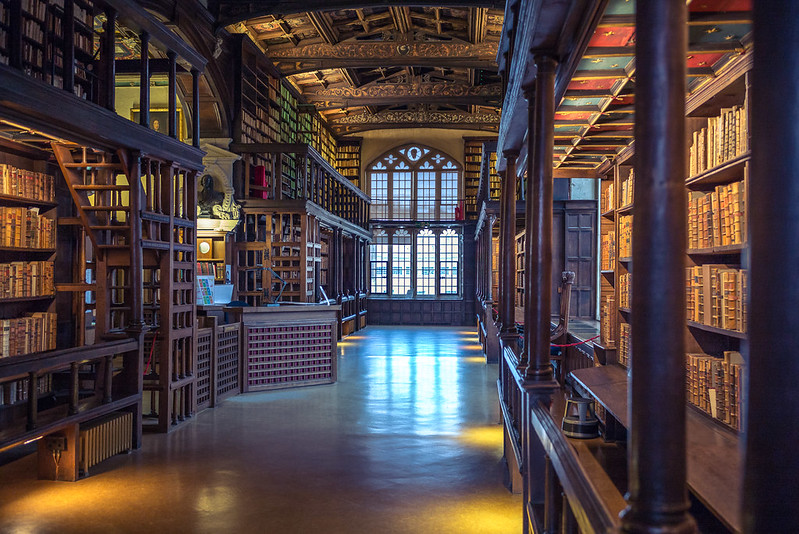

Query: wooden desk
[570,365,742,532]
[229,305,341,391]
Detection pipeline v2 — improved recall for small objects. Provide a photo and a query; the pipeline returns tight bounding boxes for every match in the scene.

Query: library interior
[0,0,796,532]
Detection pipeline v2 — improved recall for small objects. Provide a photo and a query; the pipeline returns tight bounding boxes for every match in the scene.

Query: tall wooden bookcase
[597,54,751,434]
[336,138,362,187]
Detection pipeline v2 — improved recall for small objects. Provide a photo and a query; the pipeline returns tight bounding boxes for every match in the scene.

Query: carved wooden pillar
[167,51,177,139]
[102,7,116,111]
[621,1,695,532]
[192,69,201,148]
[523,58,556,381]
[745,2,799,532]
[63,0,75,93]
[500,151,519,335]
[139,33,150,129]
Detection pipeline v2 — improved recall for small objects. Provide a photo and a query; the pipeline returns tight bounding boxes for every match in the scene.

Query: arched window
[368,144,461,221]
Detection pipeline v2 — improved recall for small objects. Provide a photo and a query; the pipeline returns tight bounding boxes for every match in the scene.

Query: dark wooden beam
[219,0,506,27]
[621,0,695,531]
[308,11,339,44]
[277,57,497,74]
[469,7,488,44]
[389,6,411,34]
[583,41,745,58]
[598,12,751,28]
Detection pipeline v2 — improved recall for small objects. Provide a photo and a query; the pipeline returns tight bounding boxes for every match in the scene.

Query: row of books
[2,374,52,405]
[0,163,56,202]
[0,312,57,358]
[601,181,614,213]
[686,265,748,333]
[0,207,56,248]
[600,294,615,347]
[196,261,217,277]
[687,180,746,249]
[689,105,748,176]
[22,0,47,22]
[686,351,744,431]
[619,215,633,258]
[620,169,634,207]
[600,231,616,270]
[619,272,631,309]
[619,322,630,367]
[0,260,54,299]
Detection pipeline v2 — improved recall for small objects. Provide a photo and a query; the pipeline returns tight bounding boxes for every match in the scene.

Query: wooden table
[570,365,741,533]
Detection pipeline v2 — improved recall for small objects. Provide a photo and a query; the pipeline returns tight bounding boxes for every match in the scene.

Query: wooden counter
[570,365,742,532]
[228,305,341,391]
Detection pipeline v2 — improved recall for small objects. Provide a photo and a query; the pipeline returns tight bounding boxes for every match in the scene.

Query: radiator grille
[79,411,132,476]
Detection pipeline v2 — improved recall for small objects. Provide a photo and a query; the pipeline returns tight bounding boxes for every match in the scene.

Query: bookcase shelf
[687,243,745,256]
[686,151,750,189]
[617,203,634,215]
[0,295,54,303]
[686,320,747,340]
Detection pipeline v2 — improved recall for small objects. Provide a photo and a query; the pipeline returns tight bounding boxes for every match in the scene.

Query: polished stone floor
[0,326,520,533]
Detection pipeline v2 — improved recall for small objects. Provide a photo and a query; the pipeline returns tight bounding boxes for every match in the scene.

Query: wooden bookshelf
[336,138,361,187]
[594,55,751,440]
[463,139,482,220]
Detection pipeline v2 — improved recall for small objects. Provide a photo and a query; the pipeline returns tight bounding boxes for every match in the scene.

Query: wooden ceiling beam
[307,12,339,45]
[597,12,751,28]
[583,41,745,58]
[468,7,488,44]
[219,1,506,26]
[389,6,411,35]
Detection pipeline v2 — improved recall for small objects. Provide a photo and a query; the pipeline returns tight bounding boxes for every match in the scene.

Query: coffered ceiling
[225,5,504,135]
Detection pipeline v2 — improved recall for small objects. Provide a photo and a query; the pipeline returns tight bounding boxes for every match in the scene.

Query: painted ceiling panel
[689,0,752,12]
[568,78,619,91]
[588,26,635,48]
[578,56,634,71]
[689,23,749,45]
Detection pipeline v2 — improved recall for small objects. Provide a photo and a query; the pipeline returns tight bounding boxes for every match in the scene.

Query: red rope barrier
[550,334,601,348]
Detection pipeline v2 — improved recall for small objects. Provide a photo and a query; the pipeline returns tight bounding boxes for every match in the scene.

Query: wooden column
[63,0,75,93]
[102,7,116,111]
[500,151,519,335]
[524,58,556,381]
[167,50,177,139]
[621,1,695,532]
[139,33,150,128]
[745,2,799,531]
[192,68,201,147]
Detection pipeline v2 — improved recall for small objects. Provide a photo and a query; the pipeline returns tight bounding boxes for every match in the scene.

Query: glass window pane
[439,229,459,295]
[392,229,412,296]
[416,229,435,296]
[370,230,389,294]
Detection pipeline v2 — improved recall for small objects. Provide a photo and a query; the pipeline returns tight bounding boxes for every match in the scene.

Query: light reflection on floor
[0,325,520,533]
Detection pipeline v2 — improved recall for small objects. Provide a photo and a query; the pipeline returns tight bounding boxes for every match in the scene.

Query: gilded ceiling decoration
[229,5,504,133]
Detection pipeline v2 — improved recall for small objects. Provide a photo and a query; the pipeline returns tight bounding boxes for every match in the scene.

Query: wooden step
[90,225,131,231]
[63,163,123,169]
[83,206,130,211]
[73,185,128,191]
[97,244,129,249]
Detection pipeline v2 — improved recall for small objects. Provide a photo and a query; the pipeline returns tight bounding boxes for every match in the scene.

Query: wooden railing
[233,143,371,230]
[0,339,141,452]
[497,340,624,533]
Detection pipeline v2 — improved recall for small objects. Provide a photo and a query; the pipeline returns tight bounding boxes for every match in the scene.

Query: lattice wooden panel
[245,322,334,390]
[216,323,241,400]
[195,327,213,411]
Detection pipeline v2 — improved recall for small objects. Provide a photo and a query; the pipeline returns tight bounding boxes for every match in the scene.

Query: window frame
[367,144,462,222]
[369,225,463,299]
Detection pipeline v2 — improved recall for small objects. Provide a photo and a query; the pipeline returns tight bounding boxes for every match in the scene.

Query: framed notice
[196,275,215,305]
